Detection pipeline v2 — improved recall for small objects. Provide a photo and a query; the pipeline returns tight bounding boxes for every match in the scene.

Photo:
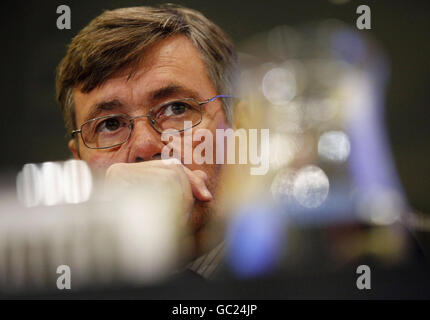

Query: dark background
[1,0,429,215]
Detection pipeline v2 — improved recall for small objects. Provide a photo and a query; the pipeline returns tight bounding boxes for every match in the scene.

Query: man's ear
[68,139,80,159]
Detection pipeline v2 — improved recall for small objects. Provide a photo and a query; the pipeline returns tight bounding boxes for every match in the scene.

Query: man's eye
[96,117,123,132]
[162,102,189,117]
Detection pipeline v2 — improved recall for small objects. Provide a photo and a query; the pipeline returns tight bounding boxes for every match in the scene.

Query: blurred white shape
[41,162,64,206]
[318,131,351,162]
[0,189,184,290]
[63,160,93,204]
[271,168,296,203]
[269,134,296,170]
[113,184,182,284]
[263,68,296,105]
[293,165,329,208]
[2,169,189,290]
[358,188,403,225]
[16,160,93,208]
[16,163,43,207]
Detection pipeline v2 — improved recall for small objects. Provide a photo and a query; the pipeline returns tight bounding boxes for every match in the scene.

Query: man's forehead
[73,35,216,123]
[79,35,206,90]
[109,35,202,80]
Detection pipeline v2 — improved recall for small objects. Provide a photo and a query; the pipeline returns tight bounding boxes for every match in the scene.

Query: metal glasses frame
[71,94,233,150]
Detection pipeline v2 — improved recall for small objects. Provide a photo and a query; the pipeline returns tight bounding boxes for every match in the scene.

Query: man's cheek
[83,152,125,176]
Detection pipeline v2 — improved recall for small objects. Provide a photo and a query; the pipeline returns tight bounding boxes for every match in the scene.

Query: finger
[182,167,212,202]
[192,169,208,182]
[145,161,211,201]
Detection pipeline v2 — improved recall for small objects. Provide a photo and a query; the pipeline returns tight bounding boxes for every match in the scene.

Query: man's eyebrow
[83,85,202,123]
[85,99,124,122]
[148,84,202,102]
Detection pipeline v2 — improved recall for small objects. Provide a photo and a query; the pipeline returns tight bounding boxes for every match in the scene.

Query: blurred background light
[357,188,405,226]
[271,168,296,204]
[318,130,351,162]
[262,67,296,105]
[293,165,330,209]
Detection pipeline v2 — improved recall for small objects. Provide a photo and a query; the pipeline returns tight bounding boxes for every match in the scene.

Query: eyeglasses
[71,94,233,149]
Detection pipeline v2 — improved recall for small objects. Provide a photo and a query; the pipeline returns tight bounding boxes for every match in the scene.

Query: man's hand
[104,159,213,223]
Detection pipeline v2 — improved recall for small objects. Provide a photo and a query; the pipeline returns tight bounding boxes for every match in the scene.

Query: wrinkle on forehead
[117,34,208,83]
[78,35,214,103]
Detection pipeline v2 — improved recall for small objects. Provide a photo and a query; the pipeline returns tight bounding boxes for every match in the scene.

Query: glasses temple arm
[200,94,236,105]
[209,94,235,102]
[71,129,81,137]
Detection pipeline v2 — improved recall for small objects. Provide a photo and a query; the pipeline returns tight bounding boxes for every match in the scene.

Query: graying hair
[56,4,238,135]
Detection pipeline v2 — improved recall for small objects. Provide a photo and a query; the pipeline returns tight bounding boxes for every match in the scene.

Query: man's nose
[127,118,165,162]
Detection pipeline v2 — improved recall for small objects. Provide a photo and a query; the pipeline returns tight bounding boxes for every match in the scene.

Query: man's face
[69,35,229,233]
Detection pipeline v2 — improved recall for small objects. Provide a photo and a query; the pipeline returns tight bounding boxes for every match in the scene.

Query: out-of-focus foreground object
[1,160,190,296]
[219,20,429,293]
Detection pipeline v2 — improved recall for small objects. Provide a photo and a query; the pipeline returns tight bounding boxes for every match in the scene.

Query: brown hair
[56,4,238,134]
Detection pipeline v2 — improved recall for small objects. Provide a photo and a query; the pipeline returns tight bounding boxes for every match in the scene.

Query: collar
[186,241,225,279]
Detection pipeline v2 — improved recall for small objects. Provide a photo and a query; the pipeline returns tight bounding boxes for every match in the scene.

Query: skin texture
[69,35,229,256]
